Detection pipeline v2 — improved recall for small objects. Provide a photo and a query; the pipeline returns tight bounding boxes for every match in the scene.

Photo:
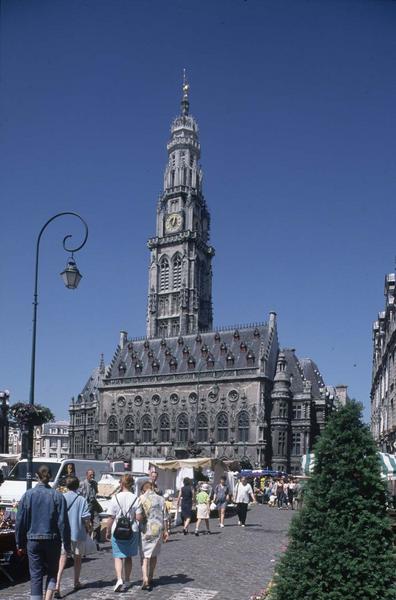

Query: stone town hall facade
[69,80,347,473]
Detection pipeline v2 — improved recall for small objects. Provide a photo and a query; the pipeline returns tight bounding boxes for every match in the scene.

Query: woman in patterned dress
[138,481,169,591]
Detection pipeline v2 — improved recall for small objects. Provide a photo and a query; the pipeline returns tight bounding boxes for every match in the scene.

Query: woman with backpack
[105,474,141,592]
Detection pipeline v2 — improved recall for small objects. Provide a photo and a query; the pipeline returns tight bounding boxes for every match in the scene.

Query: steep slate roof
[42,421,69,434]
[105,323,274,381]
[299,358,325,397]
[282,349,325,397]
[77,366,106,403]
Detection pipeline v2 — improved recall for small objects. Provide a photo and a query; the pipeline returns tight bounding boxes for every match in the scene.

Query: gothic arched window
[160,414,170,442]
[108,416,118,444]
[238,411,249,442]
[217,412,229,442]
[172,254,182,290]
[124,416,135,443]
[141,415,152,443]
[86,436,93,455]
[197,412,208,442]
[177,413,189,443]
[159,256,170,291]
[158,321,168,338]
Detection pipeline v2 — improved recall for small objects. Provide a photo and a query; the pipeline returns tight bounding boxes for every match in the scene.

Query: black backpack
[113,495,137,541]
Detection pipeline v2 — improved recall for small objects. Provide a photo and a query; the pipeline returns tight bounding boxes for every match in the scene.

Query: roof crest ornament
[181,68,190,116]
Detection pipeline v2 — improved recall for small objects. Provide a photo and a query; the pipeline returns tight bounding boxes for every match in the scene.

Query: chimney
[269,311,277,328]
[120,331,128,349]
[335,385,348,406]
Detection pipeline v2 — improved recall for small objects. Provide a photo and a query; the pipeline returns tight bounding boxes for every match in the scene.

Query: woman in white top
[106,474,142,592]
[234,476,257,526]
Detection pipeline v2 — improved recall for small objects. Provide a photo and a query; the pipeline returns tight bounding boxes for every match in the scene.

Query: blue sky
[1,0,396,422]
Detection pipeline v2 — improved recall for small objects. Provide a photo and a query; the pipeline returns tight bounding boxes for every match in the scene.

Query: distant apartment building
[8,425,22,455]
[34,421,69,459]
[371,272,396,452]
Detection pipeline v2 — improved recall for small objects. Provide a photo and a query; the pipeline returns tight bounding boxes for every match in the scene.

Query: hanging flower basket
[10,403,55,427]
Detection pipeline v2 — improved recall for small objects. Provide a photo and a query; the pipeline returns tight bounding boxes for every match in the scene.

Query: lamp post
[26,212,88,490]
[0,390,10,453]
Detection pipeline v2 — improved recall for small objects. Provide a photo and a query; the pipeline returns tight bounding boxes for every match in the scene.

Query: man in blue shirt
[54,476,91,597]
[15,464,71,600]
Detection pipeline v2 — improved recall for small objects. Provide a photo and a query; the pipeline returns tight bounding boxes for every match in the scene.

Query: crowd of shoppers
[15,464,296,596]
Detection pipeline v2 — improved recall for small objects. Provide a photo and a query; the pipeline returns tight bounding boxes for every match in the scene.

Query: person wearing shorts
[194,483,211,536]
[55,476,91,597]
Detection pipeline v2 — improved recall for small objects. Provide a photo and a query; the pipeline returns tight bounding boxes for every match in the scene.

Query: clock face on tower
[165,212,182,233]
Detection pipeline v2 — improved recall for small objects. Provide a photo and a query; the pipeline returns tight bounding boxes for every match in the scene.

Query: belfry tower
[147,73,214,338]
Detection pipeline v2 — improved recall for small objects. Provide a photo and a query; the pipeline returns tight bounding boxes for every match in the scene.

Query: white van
[0,458,112,506]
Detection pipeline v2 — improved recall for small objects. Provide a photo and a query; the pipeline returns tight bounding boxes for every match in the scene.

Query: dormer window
[207,354,215,368]
[220,342,227,354]
[214,332,220,342]
[182,346,189,355]
[240,342,247,352]
[118,362,126,374]
[178,336,184,345]
[160,338,167,347]
[253,328,260,337]
[246,350,255,365]
[131,350,137,360]
[169,357,178,372]
[165,348,171,357]
[152,360,159,373]
[195,334,202,343]
[144,340,150,350]
[226,352,235,366]
[201,344,209,355]
[233,330,240,339]
[135,362,143,373]
[188,356,196,369]
[148,349,154,358]
[127,342,134,351]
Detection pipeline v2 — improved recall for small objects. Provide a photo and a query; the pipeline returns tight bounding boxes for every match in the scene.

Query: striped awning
[301,452,396,477]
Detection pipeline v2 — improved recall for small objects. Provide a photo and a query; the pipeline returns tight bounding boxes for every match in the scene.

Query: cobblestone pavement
[2,505,293,600]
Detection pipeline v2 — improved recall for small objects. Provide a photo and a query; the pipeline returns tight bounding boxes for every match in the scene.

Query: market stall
[149,458,232,525]
[301,451,396,478]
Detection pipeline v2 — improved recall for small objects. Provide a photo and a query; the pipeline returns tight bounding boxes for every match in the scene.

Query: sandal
[73,582,83,591]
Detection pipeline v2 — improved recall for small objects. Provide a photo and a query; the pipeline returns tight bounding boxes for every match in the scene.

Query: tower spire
[181,68,189,116]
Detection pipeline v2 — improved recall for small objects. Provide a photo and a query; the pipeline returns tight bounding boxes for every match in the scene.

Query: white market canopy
[148,458,229,495]
[150,458,227,471]
[301,452,396,478]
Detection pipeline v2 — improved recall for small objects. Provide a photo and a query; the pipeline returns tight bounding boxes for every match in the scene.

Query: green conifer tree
[269,401,396,600]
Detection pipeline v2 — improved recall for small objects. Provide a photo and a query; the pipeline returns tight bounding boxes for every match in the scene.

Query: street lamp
[26,212,88,490]
[0,390,10,453]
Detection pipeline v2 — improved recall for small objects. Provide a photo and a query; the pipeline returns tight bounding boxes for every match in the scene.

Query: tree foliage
[270,401,396,600]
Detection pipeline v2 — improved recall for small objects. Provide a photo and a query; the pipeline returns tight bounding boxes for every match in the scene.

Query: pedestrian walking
[54,476,91,598]
[106,474,141,592]
[276,479,285,509]
[149,468,163,495]
[138,481,169,591]
[213,476,230,527]
[79,468,102,548]
[194,483,211,536]
[177,477,195,535]
[15,465,71,600]
[234,475,257,527]
[288,479,296,510]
